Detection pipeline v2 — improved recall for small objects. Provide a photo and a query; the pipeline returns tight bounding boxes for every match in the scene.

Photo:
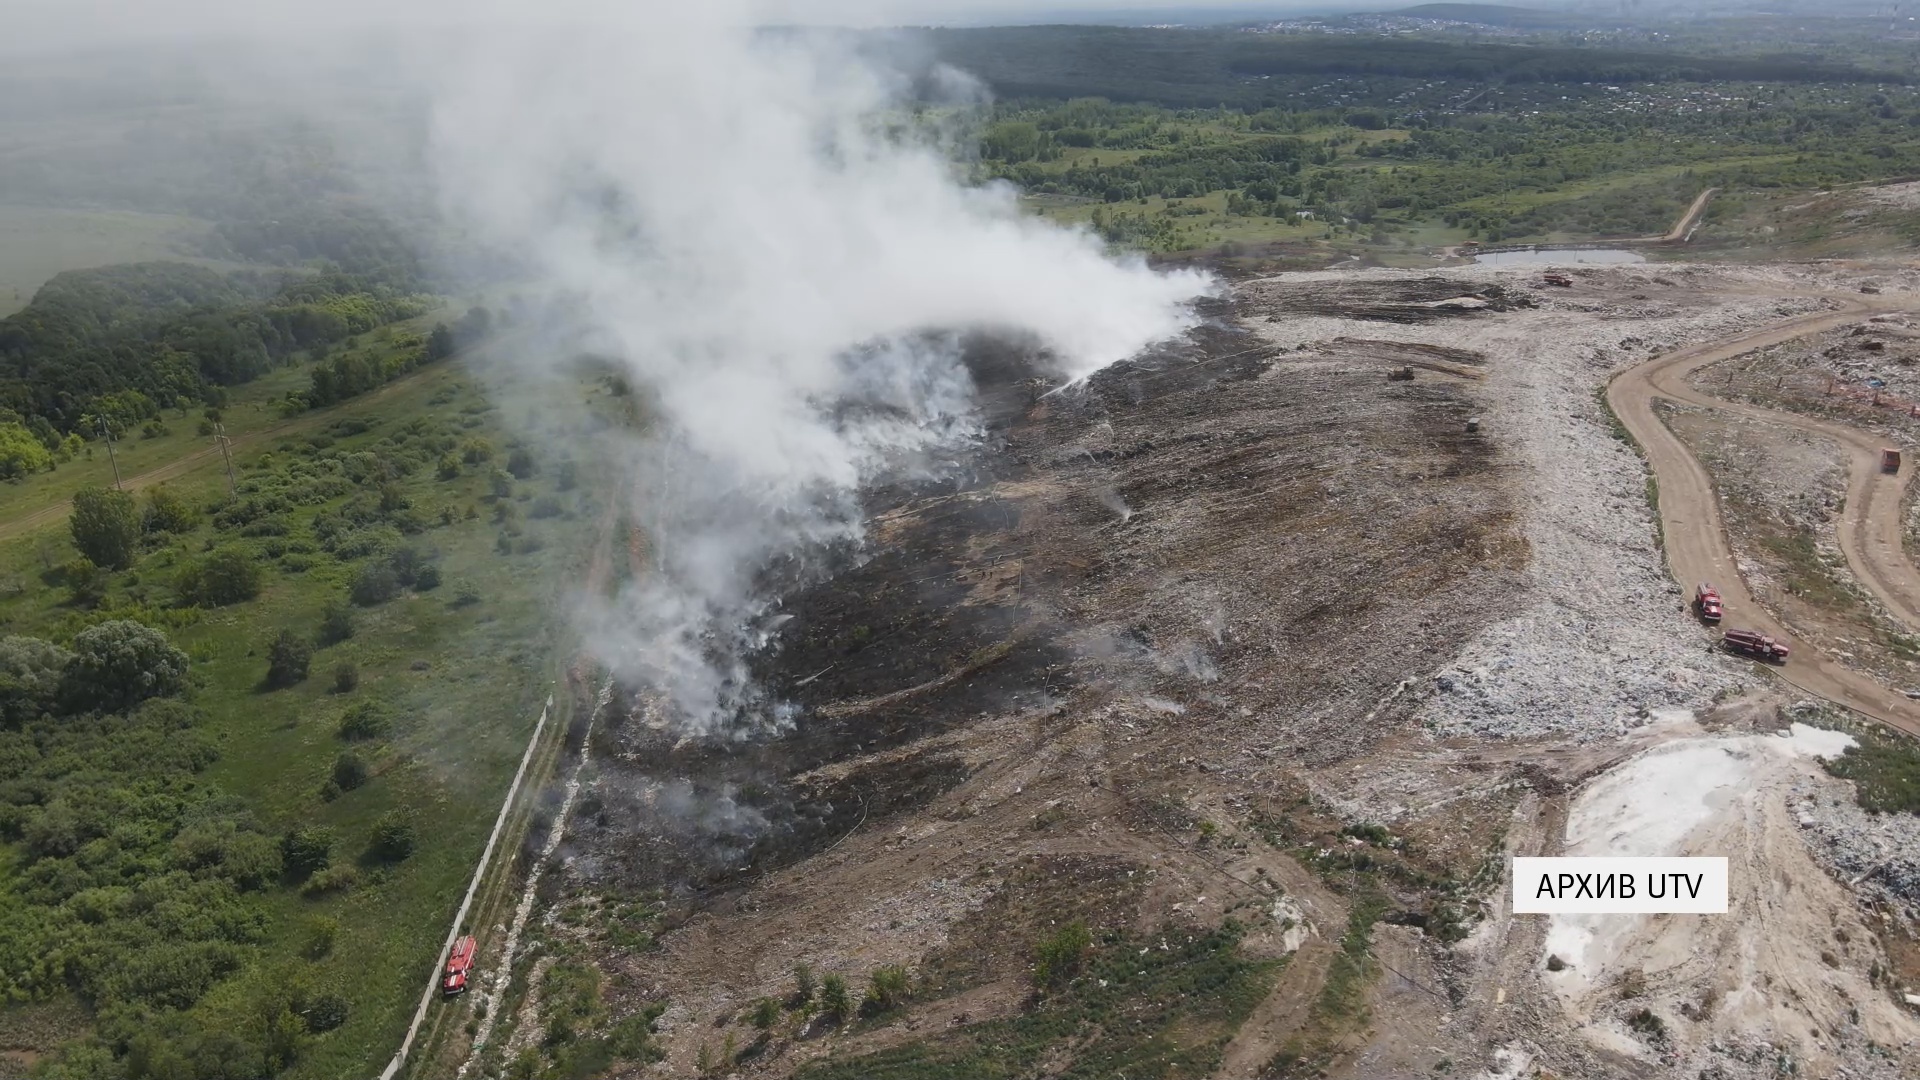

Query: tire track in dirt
[1607,295,1920,736]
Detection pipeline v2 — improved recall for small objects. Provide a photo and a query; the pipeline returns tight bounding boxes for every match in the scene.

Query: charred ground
[522,278,1533,1077]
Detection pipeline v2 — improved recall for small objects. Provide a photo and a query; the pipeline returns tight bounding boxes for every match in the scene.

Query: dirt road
[1661,187,1719,243]
[1607,296,1920,735]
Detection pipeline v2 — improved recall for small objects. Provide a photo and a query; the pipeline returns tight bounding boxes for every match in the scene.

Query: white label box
[1512,857,1728,914]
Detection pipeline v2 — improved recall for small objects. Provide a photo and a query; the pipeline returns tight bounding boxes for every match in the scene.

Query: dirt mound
[1241,276,1533,323]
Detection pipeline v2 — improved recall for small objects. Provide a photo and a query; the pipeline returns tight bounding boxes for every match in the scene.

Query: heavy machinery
[1722,628,1789,664]
[443,935,477,996]
[1882,448,1901,474]
[1694,583,1723,624]
[1543,273,1574,287]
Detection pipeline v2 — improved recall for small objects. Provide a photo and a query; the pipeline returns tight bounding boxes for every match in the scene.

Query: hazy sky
[8,0,1336,55]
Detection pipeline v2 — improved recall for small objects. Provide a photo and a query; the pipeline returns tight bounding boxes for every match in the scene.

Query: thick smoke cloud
[423,2,1210,734]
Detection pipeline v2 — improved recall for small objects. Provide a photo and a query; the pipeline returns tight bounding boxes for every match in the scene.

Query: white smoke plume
[420,2,1212,734]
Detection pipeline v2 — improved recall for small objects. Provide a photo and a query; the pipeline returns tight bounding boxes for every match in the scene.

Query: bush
[555,459,578,491]
[350,562,401,606]
[331,750,369,792]
[506,446,537,479]
[862,965,911,1015]
[331,662,359,694]
[69,487,140,570]
[1033,920,1093,992]
[175,548,262,607]
[304,992,350,1033]
[143,485,199,533]
[282,826,335,877]
[750,997,780,1030]
[336,701,392,740]
[489,470,513,499]
[317,602,354,645]
[818,974,851,1024]
[305,917,338,959]
[530,496,563,520]
[0,421,52,480]
[61,557,107,608]
[0,635,73,725]
[301,864,360,897]
[62,620,189,712]
[265,629,312,688]
[436,453,461,481]
[414,562,441,590]
[369,810,417,861]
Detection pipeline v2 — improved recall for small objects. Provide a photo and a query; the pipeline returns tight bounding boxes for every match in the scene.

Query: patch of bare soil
[1661,401,1920,686]
[473,262,1920,1080]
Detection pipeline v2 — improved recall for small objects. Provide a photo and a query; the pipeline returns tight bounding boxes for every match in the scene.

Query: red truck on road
[443,935,477,996]
[1722,628,1789,664]
[1694,583,1723,624]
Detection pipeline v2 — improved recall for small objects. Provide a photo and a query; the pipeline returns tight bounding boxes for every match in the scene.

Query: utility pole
[97,417,122,491]
[214,424,237,497]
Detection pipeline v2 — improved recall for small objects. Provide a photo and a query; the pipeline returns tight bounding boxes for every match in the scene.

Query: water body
[1475,248,1646,266]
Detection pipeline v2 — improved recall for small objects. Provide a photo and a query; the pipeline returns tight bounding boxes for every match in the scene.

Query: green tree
[282,825,335,877]
[317,601,355,645]
[176,547,262,607]
[68,487,140,569]
[61,620,189,712]
[265,628,312,688]
[0,635,72,725]
[0,422,53,480]
[336,700,392,740]
[331,750,369,791]
[142,484,199,533]
[369,810,416,861]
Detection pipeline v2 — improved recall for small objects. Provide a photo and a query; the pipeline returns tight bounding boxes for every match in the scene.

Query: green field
[0,342,608,1077]
[0,206,233,317]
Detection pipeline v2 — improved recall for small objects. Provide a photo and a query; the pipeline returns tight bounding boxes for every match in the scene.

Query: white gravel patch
[1249,265,1839,738]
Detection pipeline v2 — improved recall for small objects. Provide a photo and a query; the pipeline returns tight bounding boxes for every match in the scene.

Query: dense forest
[0,262,432,443]
[885,25,1909,109]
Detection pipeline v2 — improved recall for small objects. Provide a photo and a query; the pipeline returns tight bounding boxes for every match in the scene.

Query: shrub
[331,662,359,694]
[336,700,392,740]
[317,602,355,645]
[750,997,780,1030]
[436,453,461,481]
[1033,920,1093,992]
[350,562,401,606]
[414,563,442,590]
[282,826,335,877]
[506,447,537,479]
[305,917,338,959]
[0,421,52,480]
[265,629,311,688]
[304,991,349,1033]
[331,750,370,792]
[176,548,262,607]
[489,469,513,499]
[817,974,851,1024]
[862,965,911,1014]
[370,810,417,862]
[530,496,563,520]
[555,459,578,491]
[61,557,108,608]
[0,635,73,724]
[143,485,199,533]
[300,864,360,897]
[62,620,189,712]
[69,487,140,569]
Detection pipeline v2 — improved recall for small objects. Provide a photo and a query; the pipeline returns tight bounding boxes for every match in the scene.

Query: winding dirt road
[1607,294,1920,735]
